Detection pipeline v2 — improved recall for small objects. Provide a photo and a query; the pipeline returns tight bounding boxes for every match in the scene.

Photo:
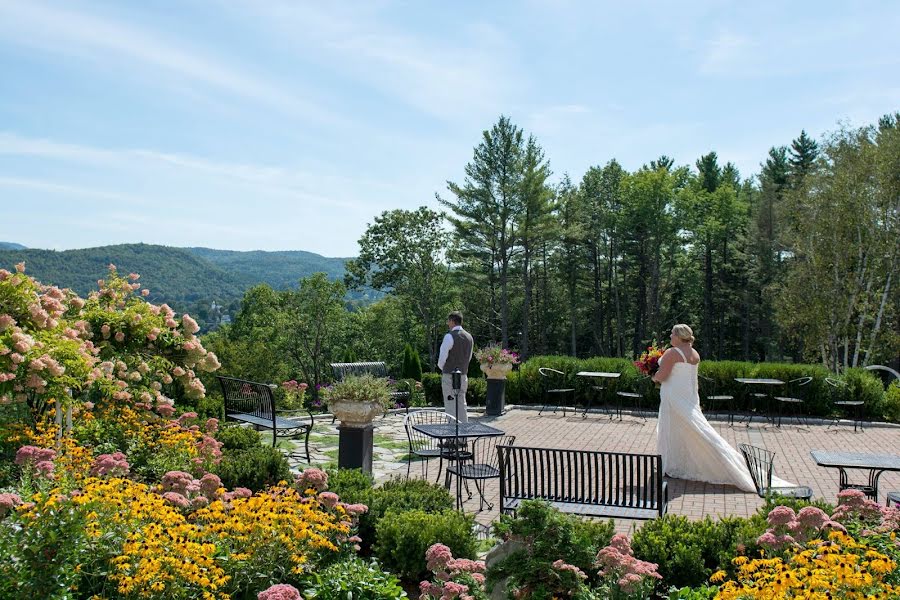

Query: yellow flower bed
[712,530,897,599]
[15,477,349,598]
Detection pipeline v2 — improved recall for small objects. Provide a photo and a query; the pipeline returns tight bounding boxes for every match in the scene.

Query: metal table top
[412,422,505,439]
[735,378,784,385]
[577,371,621,378]
[810,450,900,470]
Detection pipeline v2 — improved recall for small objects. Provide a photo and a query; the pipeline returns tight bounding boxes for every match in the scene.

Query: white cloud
[0,1,345,126]
[0,175,150,205]
[228,2,521,121]
[0,132,381,211]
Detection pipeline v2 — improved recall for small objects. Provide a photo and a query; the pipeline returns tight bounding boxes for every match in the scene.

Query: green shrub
[514,355,878,416]
[212,446,293,492]
[358,477,453,552]
[421,373,443,406]
[666,586,719,599]
[400,343,424,381]
[374,509,477,580]
[489,500,615,588]
[631,515,740,589]
[466,377,487,406]
[195,393,225,420]
[841,367,888,418]
[303,556,406,599]
[215,425,262,451]
[883,382,900,423]
[325,468,374,505]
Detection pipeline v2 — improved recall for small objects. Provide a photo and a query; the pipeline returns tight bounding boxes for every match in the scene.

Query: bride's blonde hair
[672,324,695,344]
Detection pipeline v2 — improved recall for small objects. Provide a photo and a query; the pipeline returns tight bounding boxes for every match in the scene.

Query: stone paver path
[278,407,900,534]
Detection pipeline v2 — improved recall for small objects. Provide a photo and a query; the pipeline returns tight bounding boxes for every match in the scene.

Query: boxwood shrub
[374,509,477,580]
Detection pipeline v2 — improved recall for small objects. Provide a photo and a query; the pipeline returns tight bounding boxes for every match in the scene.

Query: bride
[652,324,765,493]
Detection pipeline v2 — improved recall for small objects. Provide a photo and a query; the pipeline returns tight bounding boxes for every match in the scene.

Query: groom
[436,311,473,423]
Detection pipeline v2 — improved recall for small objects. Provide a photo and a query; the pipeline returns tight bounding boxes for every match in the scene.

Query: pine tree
[788,130,819,184]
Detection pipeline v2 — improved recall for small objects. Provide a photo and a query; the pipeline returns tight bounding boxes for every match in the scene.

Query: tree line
[206,113,899,386]
[347,113,899,372]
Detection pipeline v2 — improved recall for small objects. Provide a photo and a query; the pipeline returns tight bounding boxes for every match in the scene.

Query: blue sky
[1,1,898,257]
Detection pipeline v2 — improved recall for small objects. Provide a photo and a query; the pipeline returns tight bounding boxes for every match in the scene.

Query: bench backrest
[330,361,389,381]
[498,445,665,513]
[218,376,276,421]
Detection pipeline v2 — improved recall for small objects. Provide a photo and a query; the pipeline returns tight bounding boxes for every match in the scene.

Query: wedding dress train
[655,347,791,492]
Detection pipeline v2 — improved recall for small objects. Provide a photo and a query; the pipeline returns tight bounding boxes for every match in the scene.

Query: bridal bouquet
[634,344,666,377]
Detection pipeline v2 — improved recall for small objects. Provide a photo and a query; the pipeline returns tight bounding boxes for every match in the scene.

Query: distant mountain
[187,247,350,290]
[0,244,247,304]
[0,243,365,330]
[0,242,26,250]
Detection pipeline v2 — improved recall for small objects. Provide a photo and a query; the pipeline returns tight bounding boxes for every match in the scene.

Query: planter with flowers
[321,374,393,474]
[476,345,519,380]
[475,345,520,416]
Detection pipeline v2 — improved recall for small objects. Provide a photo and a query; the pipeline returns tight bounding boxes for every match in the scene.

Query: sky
[1,1,898,257]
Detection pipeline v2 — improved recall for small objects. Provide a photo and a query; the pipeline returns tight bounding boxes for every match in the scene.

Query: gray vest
[443,328,474,374]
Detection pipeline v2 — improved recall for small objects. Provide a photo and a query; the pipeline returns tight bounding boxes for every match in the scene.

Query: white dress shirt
[437,325,462,370]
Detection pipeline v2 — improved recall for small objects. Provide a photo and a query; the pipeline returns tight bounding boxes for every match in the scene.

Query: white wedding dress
[655,347,790,493]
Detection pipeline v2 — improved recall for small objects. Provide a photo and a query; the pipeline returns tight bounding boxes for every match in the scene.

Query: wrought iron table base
[838,467,885,501]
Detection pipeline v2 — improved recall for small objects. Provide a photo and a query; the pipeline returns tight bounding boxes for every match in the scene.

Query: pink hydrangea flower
[0,492,21,517]
[257,583,302,600]
[90,452,130,477]
[297,467,328,491]
[162,492,190,508]
[319,492,340,509]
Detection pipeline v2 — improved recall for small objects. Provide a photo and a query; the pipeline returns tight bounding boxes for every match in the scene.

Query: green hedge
[425,356,888,420]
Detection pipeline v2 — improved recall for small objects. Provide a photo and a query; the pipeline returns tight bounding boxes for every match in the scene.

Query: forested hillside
[187,247,348,288]
[0,243,357,329]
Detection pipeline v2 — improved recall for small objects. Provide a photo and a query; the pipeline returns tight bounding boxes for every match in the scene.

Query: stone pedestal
[485,379,506,416]
[337,423,374,474]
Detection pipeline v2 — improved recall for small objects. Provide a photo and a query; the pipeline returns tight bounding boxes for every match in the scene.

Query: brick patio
[384,407,900,534]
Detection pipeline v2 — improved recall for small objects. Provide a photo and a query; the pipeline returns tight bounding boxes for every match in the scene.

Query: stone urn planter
[324,374,391,475]
[481,362,513,380]
[329,398,385,426]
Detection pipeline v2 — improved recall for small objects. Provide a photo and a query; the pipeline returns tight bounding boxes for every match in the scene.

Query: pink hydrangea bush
[0,263,220,416]
[420,543,487,600]
[831,489,900,534]
[594,534,661,599]
[755,504,847,553]
[14,445,57,477]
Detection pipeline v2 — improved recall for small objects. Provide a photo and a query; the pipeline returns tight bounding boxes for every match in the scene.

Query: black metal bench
[330,361,411,406]
[217,376,314,462]
[498,445,668,520]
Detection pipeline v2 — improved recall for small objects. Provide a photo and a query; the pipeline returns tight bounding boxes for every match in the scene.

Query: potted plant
[475,345,520,416]
[476,344,520,380]
[322,374,393,474]
[322,374,393,426]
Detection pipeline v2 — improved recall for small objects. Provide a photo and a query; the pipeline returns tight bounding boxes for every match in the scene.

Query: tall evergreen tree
[440,115,525,348]
[788,130,819,184]
[516,135,554,359]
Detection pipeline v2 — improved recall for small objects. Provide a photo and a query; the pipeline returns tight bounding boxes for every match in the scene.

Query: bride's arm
[652,349,678,383]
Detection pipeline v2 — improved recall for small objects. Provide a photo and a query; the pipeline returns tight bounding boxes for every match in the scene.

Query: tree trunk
[703,238,714,358]
[863,264,894,367]
[522,245,532,359]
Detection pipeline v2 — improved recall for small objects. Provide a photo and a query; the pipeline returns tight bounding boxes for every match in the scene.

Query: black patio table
[412,422,505,509]
[735,378,784,427]
[810,450,900,502]
[576,371,622,419]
